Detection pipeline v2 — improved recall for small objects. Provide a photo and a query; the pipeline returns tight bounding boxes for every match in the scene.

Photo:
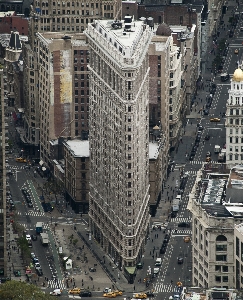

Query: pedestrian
[152,239,153,242]
[171,280,173,284]
[134,286,136,291]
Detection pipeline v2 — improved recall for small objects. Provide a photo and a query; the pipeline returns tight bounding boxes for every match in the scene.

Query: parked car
[210,117,220,122]
[205,134,210,140]
[36,268,43,276]
[25,234,31,241]
[31,234,37,241]
[28,202,33,208]
[206,151,211,157]
[177,257,183,264]
[203,109,209,115]
[160,246,166,254]
[50,289,62,296]
[69,288,82,295]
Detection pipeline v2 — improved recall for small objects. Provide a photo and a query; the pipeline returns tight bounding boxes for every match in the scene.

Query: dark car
[32,257,39,264]
[163,237,169,244]
[165,234,170,240]
[206,151,211,157]
[36,268,43,276]
[80,291,92,297]
[160,246,166,254]
[178,222,190,228]
[146,291,155,297]
[195,135,201,142]
[171,211,177,218]
[205,134,210,140]
[204,109,209,115]
[177,257,183,264]
[136,262,143,269]
[31,234,37,241]
[28,202,33,208]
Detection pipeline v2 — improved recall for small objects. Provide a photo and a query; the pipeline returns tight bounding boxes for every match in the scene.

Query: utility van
[155,258,162,266]
[214,145,221,154]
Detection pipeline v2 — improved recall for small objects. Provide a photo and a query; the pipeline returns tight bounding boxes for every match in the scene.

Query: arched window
[216,235,227,241]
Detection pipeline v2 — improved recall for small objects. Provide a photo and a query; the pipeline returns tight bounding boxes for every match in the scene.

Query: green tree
[0,280,53,299]
[17,237,30,264]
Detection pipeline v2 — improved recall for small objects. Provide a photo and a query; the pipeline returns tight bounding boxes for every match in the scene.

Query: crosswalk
[171,229,191,235]
[173,217,191,222]
[189,160,218,165]
[48,279,66,289]
[68,296,81,299]
[16,210,45,217]
[17,222,50,230]
[154,283,178,293]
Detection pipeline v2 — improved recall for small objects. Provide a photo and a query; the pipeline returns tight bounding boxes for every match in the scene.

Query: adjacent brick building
[0,12,28,35]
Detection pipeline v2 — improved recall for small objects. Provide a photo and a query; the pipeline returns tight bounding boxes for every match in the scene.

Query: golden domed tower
[225,68,243,165]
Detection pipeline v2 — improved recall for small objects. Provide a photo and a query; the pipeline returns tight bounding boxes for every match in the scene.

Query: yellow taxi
[133,293,147,299]
[103,292,117,298]
[15,157,27,163]
[210,118,220,122]
[68,288,81,294]
[113,291,123,296]
[184,236,190,243]
[177,281,183,287]
[206,156,211,162]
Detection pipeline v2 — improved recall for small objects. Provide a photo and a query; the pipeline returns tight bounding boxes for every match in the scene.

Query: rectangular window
[215,265,221,271]
[216,244,227,251]
[215,276,221,282]
[216,255,227,261]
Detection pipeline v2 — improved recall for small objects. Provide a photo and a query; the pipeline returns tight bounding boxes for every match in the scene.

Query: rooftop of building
[0,11,15,18]
[193,164,243,218]
[149,142,160,159]
[36,32,87,47]
[64,140,89,158]
[0,33,27,48]
[87,17,153,60]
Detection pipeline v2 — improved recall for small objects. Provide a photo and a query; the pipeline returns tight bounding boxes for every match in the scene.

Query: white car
[26,234,31,241]
[50,289,62,296]
[103,288,112,293]
[30,252,36,259]
[34,262,41,269]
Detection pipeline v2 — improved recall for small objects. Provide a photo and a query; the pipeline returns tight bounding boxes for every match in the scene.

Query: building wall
[86,20,152,270]
[34,32,89,164]
[234,224,243,289]
[188,176,237,289]
[64,142,90,214]
[225,77,243,165]
[0,16,28,35]
[148,34,171,209]
[0,68,7,278]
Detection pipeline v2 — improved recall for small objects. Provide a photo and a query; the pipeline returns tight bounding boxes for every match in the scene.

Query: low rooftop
[64,140,89,158]
[193,164,243,218]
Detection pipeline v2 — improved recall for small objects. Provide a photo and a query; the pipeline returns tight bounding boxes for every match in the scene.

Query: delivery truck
[40,232,49,246]
[36,222,43,234]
